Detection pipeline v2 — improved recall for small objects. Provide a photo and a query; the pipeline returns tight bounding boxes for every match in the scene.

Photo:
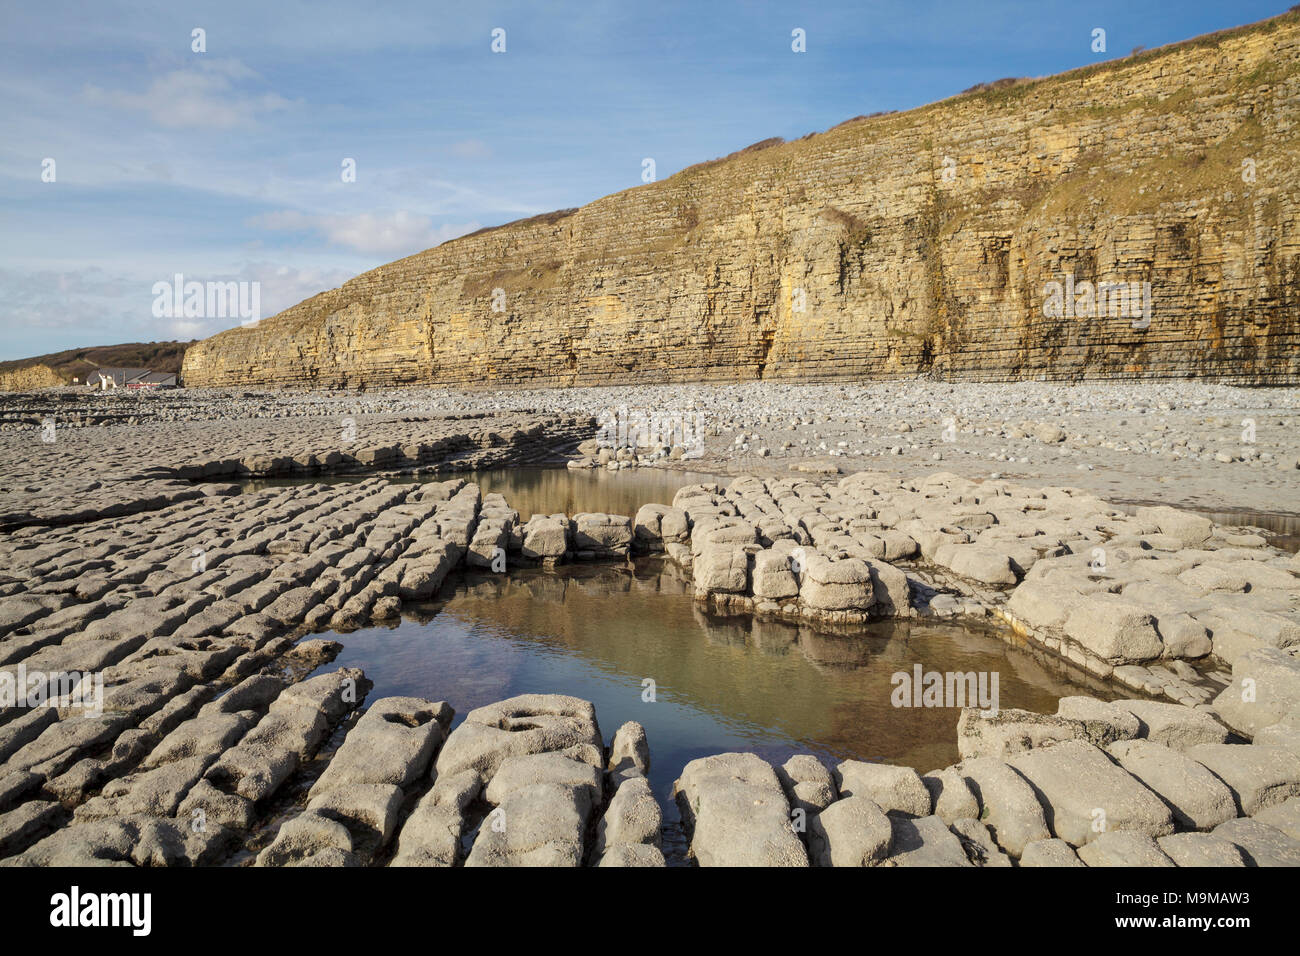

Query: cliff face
[0,364,62,391]
[183,15,1300,389]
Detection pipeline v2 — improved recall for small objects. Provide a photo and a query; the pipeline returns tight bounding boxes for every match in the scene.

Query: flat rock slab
[959,756,1051,858]
[1187,743,1300,815]
[465,782,592,867]
[435,693,602,781]
[309,696,450,795]
[1212,817,1300,867]
[1019,838,1084,867]
[1112,699,1230,751]
[956,707,1121,761]
[833,760,931,816]
[1056,696,1142,741]
[1212,647,1300,738]
[485,752,602,808]
[1252,796,1300,841]
[1009,740,1175,846]
[1156,832,1248,867]
[1077,831,1175,866]
[880,813,971,866]
[1107,739,1237,831]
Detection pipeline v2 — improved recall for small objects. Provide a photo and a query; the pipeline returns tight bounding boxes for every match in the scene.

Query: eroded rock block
[807,796,891,867]
[1008,740,1175,847]
[674,752,807,867]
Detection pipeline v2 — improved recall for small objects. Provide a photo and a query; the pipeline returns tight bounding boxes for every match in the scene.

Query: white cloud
[0,261,357,353]
[0,266,137,331]
[83,58,293,129]
[236,261,354,318]
[166,319,208,338]
[249,210,480,256]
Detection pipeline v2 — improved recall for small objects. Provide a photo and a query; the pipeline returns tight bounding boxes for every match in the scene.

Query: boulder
[880,814,971,866]
[799,555,875,612]
[673,752,807,867]
[607,721,650,775]
[921,767,979,825]
[776,755,837,813]
[935,544,1017,586]
[1252,796,1300,841]
[807,796,892,866]
[1019,838,1084,867]
[751,549,799,600]
[1063,595,1163,663]
[521,515,569,560]
[834,761,931,816]
[959,756,1051,858]
[693,546,750,595]
[945,818,1010,866]
[594,842,667,867]
[593,773,662,853]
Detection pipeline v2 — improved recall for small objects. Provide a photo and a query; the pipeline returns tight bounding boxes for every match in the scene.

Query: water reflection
[467,466,723,520]
[238,465,723,520]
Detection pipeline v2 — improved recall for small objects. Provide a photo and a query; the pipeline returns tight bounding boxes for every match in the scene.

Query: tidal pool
[240,465,724,520]
[311,558,1103,863]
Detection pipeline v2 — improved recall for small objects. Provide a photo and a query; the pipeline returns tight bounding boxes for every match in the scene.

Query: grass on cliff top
[636,9,1298,204]
[0,341,194,382]
[455,208,580,245]
[951,10,1297,113]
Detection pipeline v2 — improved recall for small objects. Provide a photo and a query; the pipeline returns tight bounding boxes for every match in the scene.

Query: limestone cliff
[183,14,1300,389]
[0,364,62,391]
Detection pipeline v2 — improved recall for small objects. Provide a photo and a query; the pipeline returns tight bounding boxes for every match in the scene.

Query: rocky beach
[0,382,1297,867]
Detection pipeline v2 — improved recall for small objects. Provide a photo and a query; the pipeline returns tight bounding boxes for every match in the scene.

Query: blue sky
[0,0,1288,361]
